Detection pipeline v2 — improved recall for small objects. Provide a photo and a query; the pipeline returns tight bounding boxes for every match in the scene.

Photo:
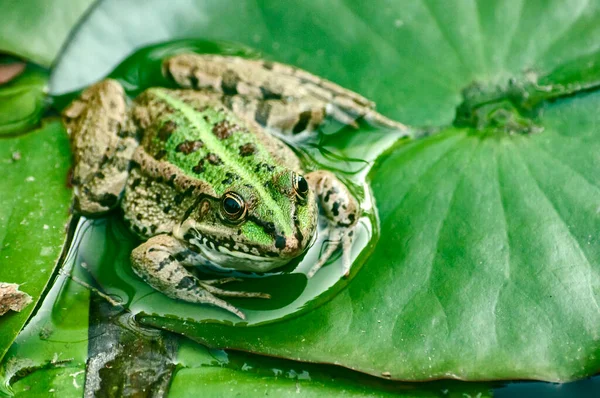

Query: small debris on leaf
[381,371,391,378]
[11,151,21,162]
[0,282,33,315]
[0,62,26,85]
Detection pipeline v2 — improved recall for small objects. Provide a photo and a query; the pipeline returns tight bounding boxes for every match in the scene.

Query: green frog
[62,53,405,319]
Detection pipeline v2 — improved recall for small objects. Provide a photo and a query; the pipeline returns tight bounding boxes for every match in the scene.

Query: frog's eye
[221,192,247,223]
[292,173,309,201]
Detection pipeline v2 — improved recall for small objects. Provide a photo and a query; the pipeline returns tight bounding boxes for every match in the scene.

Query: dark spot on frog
[260,86,282,100]
[237,229,242,235]
[167,174,177,188]
[255,102,271,126]
[98,193,118,208]
[158,120,177,140]
[108,119,122,133]
[176,276,197,290]
[293,110,312,134]
[162,205,171,213]
[206,153,222,165]
[348,230,354,237]
[262,61,274,70]
[136,213,143,221]
[157,255,175,271]
[213,120,244,140]
[221,70,239,95]
[254,162,275,173]
[222,96,234,110]
[295,231,304,246]
[183,186,195,197]
[150,225,157,234]
[176,140,204,154]
[155,149,167,160]
[183,232,195,241]
[222,172,238,185]
[239,143,256,157]
[189,67,200,88]
[348,213,356,224]
[275,235,286,249]
[174,193,185,205]
[155,193,162,203]
[332,201,340,217]
[94,171,105,179]
[192,160,205,174]
[264,222,275,234]
[324,189,332,203]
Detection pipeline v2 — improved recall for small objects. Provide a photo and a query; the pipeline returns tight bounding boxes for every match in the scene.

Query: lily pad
[49,0,600,383]
[0,120,73,362]
[0,0,95,67]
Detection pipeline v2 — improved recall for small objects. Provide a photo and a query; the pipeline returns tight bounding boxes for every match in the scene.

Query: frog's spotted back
[132,88,311,237]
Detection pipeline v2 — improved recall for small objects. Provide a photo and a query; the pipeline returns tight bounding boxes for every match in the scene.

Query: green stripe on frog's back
[152,89,293,236]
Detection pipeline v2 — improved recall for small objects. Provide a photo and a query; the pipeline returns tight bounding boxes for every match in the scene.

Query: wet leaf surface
[42,0,600,384]
[0,121,72,362]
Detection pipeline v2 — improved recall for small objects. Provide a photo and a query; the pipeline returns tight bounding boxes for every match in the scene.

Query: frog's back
[122,88,303,238]
[132,88,302,191]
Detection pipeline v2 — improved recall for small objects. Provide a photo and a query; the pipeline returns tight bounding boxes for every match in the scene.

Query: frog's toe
[307,236,341,278]
[200,282,271,299]
[201,277,243,286]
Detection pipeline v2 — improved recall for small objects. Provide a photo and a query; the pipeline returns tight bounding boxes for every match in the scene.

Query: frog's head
[175,170,318,272]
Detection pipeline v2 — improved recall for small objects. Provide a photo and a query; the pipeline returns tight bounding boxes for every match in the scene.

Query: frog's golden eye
[221,192,247,222]
[292,172,309,201]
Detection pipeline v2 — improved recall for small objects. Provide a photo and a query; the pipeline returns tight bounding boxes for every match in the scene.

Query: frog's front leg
[305,171,359,278]
[130,234,269,319]
[62,79,138,215]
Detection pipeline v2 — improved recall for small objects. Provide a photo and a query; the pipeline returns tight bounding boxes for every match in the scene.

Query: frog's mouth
[173,222,291,272]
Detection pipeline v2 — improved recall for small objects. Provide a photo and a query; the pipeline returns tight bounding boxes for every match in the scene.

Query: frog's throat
[173,221,289,272]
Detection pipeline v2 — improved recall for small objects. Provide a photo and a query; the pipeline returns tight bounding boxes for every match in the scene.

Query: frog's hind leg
[163,53,407,134]
[131,234,269,319]
[305,170,359,278]
[62,79,138,216]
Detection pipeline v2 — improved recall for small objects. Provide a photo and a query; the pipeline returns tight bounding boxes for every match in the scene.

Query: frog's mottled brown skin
[163,53,407,135]
[63,80,137,215]
[63,54,405,319]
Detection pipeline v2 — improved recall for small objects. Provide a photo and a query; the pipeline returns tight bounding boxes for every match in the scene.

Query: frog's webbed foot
[62,79,139,216]
[305,170,359,278]
[130,235,269,319]
[162,53,407,135]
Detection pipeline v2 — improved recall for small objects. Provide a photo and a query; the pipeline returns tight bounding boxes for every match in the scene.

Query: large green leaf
[0,121,73,362]
[49,0,600,383]
[0,0,96,67]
